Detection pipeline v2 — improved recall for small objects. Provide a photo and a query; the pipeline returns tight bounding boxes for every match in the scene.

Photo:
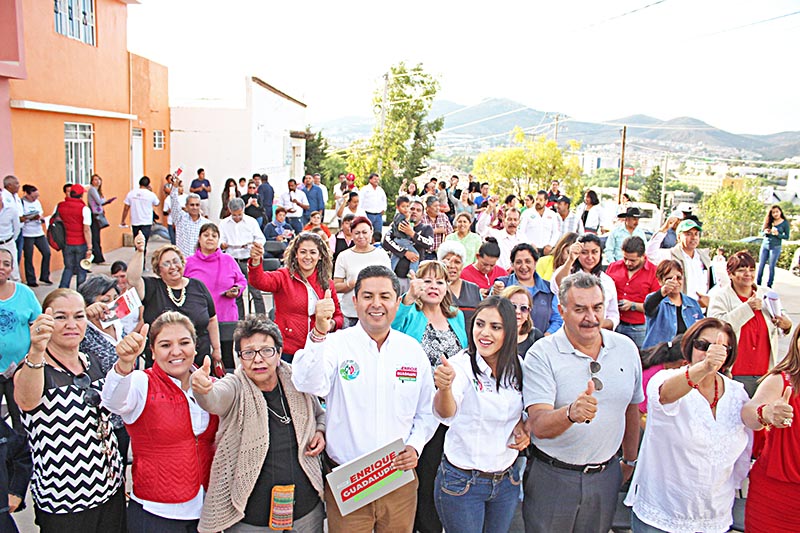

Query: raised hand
[250,241,264,264]
[568,242,583,261]
[433,354,455,391]
[191,356,214,396]
[767,386,794,429]
[86,301,111,322]
[491,280,505,296]
[133,232,145,253]
[702,332,728,374]
[116,323,150,374]
[29,307,55,354]
[571,380,598,424]
[407,271,426,301]
[314,289,335,334]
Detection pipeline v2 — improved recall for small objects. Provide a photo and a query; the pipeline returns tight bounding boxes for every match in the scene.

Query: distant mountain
[314,98,800,160]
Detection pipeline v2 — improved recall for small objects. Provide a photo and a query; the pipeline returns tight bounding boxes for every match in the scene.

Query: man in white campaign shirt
[521,190,559,255]
[278,178,309,236]
[120,176,160,259]
[475,197,522,270]
[359,173,387,231]
[292,265,436,533]
[219,197,267,317]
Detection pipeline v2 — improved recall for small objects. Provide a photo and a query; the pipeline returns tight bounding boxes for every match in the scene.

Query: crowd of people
[0,170,798,533]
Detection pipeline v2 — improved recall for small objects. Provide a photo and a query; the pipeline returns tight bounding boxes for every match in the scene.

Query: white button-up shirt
[292,324,437,464]
[475,213,521,270]
[521,208,560,249]
[359,184,387,214]
[279,189,308,219]
[218,214,266,260]
[435,351,524,472]
[101,367,210,519]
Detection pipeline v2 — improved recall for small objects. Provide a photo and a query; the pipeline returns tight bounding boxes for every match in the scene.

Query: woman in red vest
[101,311,219,533]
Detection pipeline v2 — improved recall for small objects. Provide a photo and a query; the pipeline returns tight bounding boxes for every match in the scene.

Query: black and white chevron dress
[21,353,124,514]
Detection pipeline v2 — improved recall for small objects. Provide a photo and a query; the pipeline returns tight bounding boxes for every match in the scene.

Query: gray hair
[559,271,604,306]
[437,240,467,264]
[425,195,439,208]
[77,274,119,306]
[228,197,245,212]
[234,314,283,353]
[186,193,201,203]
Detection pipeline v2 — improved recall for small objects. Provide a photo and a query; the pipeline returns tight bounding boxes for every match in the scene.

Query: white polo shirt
[435,350,524,472]
[278,189,308,219]
[124,188,160,226]
[359,185,387,214]
[292,324,437,464]
[521,208,560,249]
[219,214,265,261]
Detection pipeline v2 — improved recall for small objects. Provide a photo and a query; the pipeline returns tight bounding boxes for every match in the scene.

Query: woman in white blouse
[624,317,752,533]
[432,296,530,533]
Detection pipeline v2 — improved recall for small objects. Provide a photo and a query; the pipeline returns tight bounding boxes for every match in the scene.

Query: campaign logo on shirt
[472,377,495,393]
[395,366,417,383]
[339,360,360,381]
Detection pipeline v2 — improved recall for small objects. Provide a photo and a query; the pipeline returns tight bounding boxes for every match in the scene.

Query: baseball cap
[346,173,356,181]
[556,195,571,204]
[677,219,702,233]
[70,184,86,195]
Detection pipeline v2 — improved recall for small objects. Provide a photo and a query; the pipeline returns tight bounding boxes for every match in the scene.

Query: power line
[626,142,794,166]
[703,9,800,37]
[578,0,669,31]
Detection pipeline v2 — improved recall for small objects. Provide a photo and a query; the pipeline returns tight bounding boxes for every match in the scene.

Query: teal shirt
[0,283,41,373]
[762,219,790,248]
[604,225,648,264]
[391,301,468,349]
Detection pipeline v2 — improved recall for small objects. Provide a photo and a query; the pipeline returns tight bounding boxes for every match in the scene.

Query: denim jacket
[642,292,703,349]
[497,272,563,334]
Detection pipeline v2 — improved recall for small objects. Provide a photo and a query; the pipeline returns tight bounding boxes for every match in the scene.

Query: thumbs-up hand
[702,332,728,374]
[746,292,761,311]
[314,289,335,335]
[434,355,455,391]
[407,271,426,300]
[116,323,150,370]
[491,280,505,296]
[133,232,145,253]
[30,307,55,354]
[765,386,794,429]
[191,355,214,396]
[571,379,598,424]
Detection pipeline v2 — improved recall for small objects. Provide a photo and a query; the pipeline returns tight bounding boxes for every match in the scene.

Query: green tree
[345,62,443,218]
[320,154,347,206]
[640,165,663,205]
[303,127,329,177]
[471,128,583,200]
[699,183,764,239]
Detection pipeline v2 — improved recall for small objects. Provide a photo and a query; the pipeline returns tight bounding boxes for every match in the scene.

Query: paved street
[13,244,800,532]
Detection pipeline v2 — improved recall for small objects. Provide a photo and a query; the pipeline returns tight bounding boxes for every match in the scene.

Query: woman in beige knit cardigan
[192,315,326,533]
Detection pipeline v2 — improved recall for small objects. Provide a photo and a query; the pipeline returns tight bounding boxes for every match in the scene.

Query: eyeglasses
[240,346,280,360]
[512,303,531,314]
[159,258,183,270]
[73,372,102,407]
[692,339,733,356]
[589,360,603,391]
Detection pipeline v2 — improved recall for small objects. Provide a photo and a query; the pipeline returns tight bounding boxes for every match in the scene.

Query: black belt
[0,236,13,245]
[530,445,613,474]
[618,320,645,327]
[444,456,513,482]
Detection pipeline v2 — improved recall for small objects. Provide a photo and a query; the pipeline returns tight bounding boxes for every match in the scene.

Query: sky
[127,0,800,136]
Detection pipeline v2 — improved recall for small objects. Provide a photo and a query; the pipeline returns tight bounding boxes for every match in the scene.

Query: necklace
[708,375,720,410]
[166,281,186,307]
[267,380,292,425]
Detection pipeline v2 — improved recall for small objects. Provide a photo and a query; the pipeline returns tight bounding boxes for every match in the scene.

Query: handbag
[94,212,110,229]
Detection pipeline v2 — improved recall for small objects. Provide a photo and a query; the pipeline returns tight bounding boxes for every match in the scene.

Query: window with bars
[54,0,96,46]
[65,123,94,186]
[153,130,165,150]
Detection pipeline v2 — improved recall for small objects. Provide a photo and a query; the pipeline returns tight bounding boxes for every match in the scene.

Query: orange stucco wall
[7,1,169,272]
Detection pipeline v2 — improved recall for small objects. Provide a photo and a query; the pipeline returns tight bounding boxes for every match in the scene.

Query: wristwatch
[631,303,636,311]
[622,458,637,467]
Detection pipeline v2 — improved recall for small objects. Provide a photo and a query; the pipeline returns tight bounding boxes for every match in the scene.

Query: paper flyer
[325,439,414,516]
[101,288,142,329]
[763,290,783,319]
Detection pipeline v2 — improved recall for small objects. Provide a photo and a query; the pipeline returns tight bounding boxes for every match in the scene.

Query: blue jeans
[389,237,419,273]
[366,212,384,232]
[616,322,646,349]
[434,457,521,533]
[59,243,88,289]
[287,217,303,235]
[757,244,781,287]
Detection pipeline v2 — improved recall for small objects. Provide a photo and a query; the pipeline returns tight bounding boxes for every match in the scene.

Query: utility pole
[378,72,389,174]
[660,153,669,223]
[617,125,627,204]
[553,113,560,143]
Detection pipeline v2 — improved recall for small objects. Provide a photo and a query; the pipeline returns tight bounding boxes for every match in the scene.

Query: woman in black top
[501,285,543,358]
[241,180,264,226]
[127,233,222,369]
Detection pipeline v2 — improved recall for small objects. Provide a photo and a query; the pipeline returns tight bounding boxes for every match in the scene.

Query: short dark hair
[396,195,410,208]
[503,194,516,205]
[536,189,548,197]
[478,236,501,259]
[234,314,284,354]
[139,176,151,187]
[341,213,355,224]
[110,260,127,275]
[197,168,205,175]
[368,173,379,180]
[621,236,646,256]
[348,191,359,202]
[22,184,37,195]
[354,265,400,298]
[288,178,297,185]
[584,190,599,206]
[62,183,71,194]
[480,182,489,189]
[196,222,219,249]
[641,334,686,370]
[252,173,261,179]
[510,243,539,264]
[655,259,683,282]
[681,317,738,373]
